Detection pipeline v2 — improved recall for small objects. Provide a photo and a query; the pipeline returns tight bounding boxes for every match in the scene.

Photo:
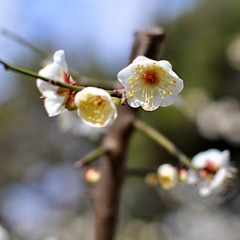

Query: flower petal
[127,98,141,108]
[132,55,156,64]
[117,65,135,86]
[198,168,228,197]
[38,62,64,83]
[158,60,172,70]
[36,79,58,97]
[44,96,66,117]
[53,50,68,73]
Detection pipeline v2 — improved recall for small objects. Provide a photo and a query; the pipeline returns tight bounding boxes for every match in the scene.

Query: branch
[93,26,166,240]
[133,119,196,170]
[0,59,83,91]
[0,59,118,96]
[74,146,108,169]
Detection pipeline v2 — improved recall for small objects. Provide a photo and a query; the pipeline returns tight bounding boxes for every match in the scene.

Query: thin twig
[74,146,108,168]
[0,59,118,96]
[0,59,83,91]
[133,119,196,170]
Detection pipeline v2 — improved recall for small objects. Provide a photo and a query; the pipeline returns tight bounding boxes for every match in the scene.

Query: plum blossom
[117,56,183,111]
[157,164,178,190]
[189,149,237,197]
[36,50,76,117]
[74,87,117,127]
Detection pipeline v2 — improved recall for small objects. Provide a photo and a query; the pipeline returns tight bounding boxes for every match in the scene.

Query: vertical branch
[129,26,165,63]
[93,27,165,240]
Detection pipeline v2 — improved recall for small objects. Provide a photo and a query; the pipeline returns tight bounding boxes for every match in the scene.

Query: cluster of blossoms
[36,50,183,127]
[157,149,237,197]
[36,51,238,198]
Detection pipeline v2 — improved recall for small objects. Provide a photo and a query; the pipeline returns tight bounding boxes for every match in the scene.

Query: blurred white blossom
[188,149,237,197]
[196,97,240,143]
[157,164,178,190]
[226,33,240,70]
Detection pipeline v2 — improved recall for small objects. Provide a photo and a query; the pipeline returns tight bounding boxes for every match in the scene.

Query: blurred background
[1,0,240,239]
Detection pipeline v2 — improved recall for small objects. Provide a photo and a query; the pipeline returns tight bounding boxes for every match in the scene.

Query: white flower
[190,149,237,197]
[74,87,118,127]
[117,56,183,111]
[157,164,178,190]
[36,50,76,117]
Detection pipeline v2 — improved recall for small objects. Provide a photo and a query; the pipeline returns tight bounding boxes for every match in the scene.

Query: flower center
[80,95,108,124]
[143,70,159,87]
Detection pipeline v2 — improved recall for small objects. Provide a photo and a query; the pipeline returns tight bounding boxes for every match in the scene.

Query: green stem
[133,119,196,170]
[0,59,84,91]
[74,146,108,168]
[0,59,117,96]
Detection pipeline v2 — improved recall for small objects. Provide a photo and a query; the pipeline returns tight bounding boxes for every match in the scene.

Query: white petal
[174,78,184,93]
[117,65,135,86]
[44,96,66,117]
[158,78,183,107]
[127,97,141,108]
[210,168,227,190]
[191,149,228,168]
[160,93,178,107]
[53,50,68,73]
[199,185,211,197]
[75,87,112,101]
[198,168,227,197]
[149,91,162,110]
[38,50,69,84]
[158,60,172,70]
[221,150,230,166]
[38,63,65,82]
[132,55,155,64]
[36,79,58,96]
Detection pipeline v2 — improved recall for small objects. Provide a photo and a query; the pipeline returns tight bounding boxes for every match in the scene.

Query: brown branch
[93,26,166,240]
[128,26,165,63]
